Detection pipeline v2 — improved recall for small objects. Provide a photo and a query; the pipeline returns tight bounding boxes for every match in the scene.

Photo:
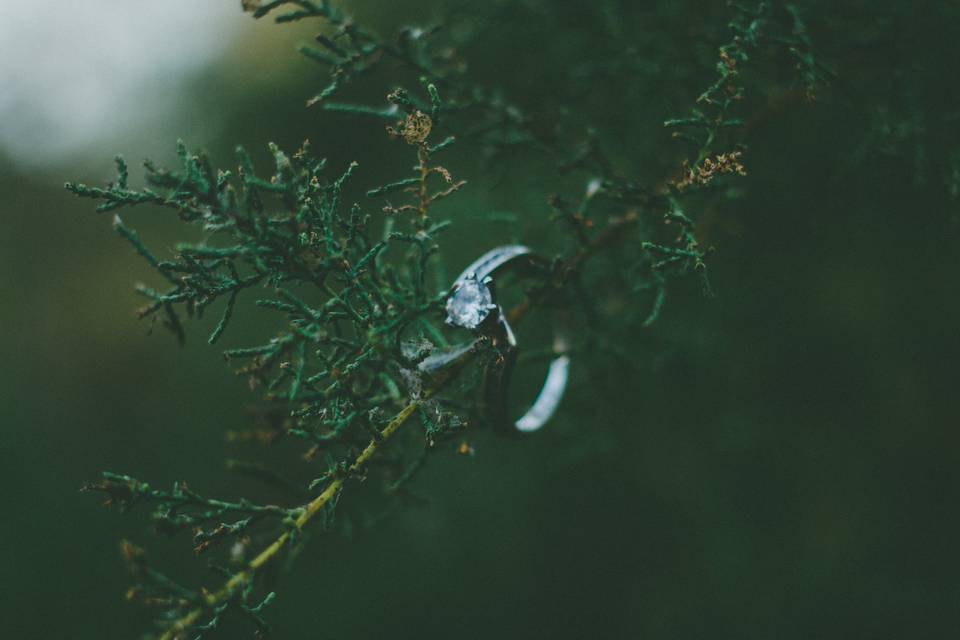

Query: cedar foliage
[64,1,859,636]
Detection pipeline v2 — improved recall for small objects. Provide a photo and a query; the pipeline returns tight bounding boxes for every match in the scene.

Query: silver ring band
[442,245,570,434]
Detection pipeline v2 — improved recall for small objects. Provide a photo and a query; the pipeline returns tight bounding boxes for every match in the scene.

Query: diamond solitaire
[445,274,494,329]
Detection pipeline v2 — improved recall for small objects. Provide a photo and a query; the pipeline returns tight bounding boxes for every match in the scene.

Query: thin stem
[159,400,420,640]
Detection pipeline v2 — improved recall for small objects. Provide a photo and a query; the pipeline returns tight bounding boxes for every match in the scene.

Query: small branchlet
[649,1,833,301]
[377,88,466,232]
[664,3,832,161]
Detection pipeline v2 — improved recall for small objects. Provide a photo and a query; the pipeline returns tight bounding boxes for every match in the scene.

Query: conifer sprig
[69,2,829,636]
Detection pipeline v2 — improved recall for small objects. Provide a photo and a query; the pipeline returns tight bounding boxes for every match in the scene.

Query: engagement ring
[442,245,570,434]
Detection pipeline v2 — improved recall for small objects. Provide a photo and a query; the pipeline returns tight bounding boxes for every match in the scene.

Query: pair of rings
[421,245,570,435]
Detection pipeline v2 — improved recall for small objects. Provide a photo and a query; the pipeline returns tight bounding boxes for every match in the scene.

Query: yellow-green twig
[159,400,421,640]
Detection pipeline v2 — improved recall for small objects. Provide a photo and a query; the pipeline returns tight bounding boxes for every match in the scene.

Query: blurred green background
[2,1,958,638]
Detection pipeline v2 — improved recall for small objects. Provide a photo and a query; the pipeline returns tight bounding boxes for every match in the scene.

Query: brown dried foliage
[674,150,747,191]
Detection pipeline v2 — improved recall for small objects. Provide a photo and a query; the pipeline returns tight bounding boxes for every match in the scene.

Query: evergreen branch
[158,399,421,640]
[160,335,485,637]
[68,2,832,636]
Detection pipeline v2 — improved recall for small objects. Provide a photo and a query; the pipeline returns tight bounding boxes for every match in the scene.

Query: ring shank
[485,340,570,434]
[482,304,569,435]
[515,355,571,432]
